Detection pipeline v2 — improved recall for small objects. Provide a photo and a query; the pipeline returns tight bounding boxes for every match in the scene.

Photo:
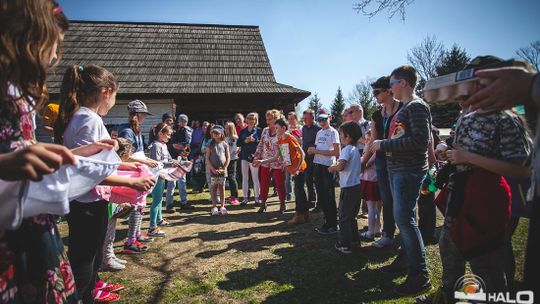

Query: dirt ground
[57,189,528,304]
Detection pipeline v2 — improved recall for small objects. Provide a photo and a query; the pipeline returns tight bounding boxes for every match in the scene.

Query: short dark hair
[390,65,418,88]
[371,76,390,90]
[275,118,289,130]
[339,121,362,145]
[303,109,315,116]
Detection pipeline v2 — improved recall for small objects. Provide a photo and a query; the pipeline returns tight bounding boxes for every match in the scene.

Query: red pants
[259,166,286,203]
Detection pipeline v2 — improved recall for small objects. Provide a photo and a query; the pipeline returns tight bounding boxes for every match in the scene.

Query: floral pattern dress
[255,127,284,169]
[0,91,79,303]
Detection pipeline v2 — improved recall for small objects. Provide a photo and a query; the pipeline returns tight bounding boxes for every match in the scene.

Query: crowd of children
[0,1,538,303]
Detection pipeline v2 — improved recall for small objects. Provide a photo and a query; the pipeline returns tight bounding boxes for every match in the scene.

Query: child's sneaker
[372,236,394,248]
[148,227,165,237]
[211,207,219,216]
[334,241,352,254]
[230,197,240,205]
[96,280,125,293]
[359,231,375,241]
[114,256,127,264]
[158,219,172,227]
[220,207,228,215]
[93,289,120,303]
[241,198,248,205]
[122,241,147,254]
[101,258,125,271]
[137,234,154,243]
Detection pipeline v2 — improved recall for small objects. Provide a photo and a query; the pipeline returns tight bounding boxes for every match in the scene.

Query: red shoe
[96,280,125,293]
[94,289,120,303]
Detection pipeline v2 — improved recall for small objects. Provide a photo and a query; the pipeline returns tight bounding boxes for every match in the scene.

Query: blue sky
[58,0,540,110]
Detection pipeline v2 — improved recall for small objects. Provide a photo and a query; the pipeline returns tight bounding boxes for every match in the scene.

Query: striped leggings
[127,208,143,244]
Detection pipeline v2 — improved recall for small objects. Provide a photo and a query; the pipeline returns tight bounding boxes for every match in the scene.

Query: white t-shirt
[313,126,340,166]
[338,144,361,188]
[63,107,110,149]
[63,107,112,202]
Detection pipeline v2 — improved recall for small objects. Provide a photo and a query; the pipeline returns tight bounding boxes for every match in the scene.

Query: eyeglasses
[317,117,329,122]
[389,79,402,87]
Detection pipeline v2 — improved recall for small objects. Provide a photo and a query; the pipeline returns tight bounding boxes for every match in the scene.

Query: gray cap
[177,114,188,122]
[127,99,153,115]
[211,125,224,134]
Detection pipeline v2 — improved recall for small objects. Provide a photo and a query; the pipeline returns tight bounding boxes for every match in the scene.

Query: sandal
[94,289,120,303]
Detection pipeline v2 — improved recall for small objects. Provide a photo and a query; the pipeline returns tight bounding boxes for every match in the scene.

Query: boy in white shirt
[307,108,341,234]
[329,121,363,253]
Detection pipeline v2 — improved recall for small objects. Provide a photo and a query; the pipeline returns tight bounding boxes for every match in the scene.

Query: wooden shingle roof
[47,21,309,98]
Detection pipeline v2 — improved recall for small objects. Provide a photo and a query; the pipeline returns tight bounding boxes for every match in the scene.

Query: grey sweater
[380,97,432,172]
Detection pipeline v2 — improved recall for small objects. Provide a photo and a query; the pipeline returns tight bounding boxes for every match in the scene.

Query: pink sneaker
[230,197,240,205]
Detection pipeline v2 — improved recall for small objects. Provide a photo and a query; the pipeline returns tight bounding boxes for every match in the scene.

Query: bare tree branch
[353,0,415,21]
[516,40,540,71]
[407,35,445,81]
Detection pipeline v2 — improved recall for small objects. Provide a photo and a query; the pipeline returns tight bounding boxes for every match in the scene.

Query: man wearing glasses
[368,65,433,296]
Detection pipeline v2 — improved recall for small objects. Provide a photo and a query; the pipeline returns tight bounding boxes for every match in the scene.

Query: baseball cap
[316,108,330,119]
[176,114,188,122]
[127,100,153,115]
[211,125,224,134]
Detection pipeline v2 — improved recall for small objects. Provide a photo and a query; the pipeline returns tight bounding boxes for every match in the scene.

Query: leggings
[127,208,143,244]
[259,166,286,202]
[102,216,117,263]
[67,200,108,304]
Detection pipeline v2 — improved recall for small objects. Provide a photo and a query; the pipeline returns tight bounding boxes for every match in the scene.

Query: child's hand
[307,147,316,155]
[252,159,262,167]
[130,176,156,191]
[0,143,76,181]
[328,165,337,173]
[118,162,139,171]
[445,144,469,165]
[144,159,159,168]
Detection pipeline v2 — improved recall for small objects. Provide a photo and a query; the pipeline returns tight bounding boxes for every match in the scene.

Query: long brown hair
[54,64,118,143]
[0,0,68,111]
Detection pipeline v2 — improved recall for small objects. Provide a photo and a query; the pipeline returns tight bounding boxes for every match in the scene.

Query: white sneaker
[220,207,228,215]
[211,207,219,216]
[102,258,125,271]
[114,257,127,264]
[372,236,394,248]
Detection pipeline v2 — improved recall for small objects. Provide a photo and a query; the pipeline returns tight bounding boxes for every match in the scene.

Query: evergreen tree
[330,87,346,128]
[308,93,322,113]
[430,44,470,128]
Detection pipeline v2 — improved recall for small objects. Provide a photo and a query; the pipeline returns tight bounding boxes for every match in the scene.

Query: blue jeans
[150,178,165,227]
[285,171,293,199]
[375,155,395,238]
[166,175,187,206]
[388,170,428,275]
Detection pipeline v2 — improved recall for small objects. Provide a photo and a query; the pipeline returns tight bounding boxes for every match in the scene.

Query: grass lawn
[59,188,529,304]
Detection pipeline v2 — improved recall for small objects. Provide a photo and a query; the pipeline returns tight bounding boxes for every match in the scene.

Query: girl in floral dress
[0,1,80,303]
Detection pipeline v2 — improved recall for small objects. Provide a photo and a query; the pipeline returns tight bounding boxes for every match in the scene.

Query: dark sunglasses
[317,117,329,122]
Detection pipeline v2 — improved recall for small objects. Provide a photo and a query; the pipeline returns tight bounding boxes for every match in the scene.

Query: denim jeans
[166,175,187,206]
[285,171,293,199]
[388,170,428,275]
[150,178,165,227]
[375,155,395,238]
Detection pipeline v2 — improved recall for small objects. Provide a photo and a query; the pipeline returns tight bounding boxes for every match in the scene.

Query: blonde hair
[115,137,133,161]
[265,109,282,120]
[246,112,259,126]
[224,121,237,137]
